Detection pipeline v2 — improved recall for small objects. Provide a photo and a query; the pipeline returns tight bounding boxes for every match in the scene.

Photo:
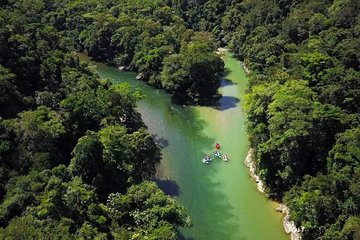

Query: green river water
[83,51,289,240]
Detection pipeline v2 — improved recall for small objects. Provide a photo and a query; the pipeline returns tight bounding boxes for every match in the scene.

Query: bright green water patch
[80,51,289,240]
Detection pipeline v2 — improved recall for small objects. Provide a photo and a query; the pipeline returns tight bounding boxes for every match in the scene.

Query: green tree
[107,181,190,240]
[5,106,65,172]
[327,127,360,173]
[0,215,73,240]
[69,132,103,185]
[161,32,223,104]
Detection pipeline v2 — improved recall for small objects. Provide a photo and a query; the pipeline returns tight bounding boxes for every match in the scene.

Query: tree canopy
[0,1,190,238]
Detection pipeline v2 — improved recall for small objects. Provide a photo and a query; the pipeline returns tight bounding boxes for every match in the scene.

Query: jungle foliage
[0,1,190,239]
[42,0,224,104]
[1,0,359,239]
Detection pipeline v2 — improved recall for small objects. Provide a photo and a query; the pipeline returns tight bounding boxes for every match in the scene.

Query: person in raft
[215,143,220,149]
[214,151,221,157]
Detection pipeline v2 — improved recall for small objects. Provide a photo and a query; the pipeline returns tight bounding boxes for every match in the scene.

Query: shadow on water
[172,108,245,240]
[152,134,169,149]
[188,76,238,111]
[154,178,180,197]
[223,67,232,77]
[195,168,242,239]
[177,231,195,240]
[217,96,240,111]
[221,77,236,87]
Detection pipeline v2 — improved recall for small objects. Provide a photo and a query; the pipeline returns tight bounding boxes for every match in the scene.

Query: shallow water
[82,51,289,240]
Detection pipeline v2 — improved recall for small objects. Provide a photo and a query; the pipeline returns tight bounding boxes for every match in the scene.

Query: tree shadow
[163,108,247,240]
[221,78,237,87]
[168,77,237,108]
[177,231,195,240]
[152,134,169,149]
[190,77,239,110]
[223,67,232,77]
[215,96,240,111]
[176,166,247,239]
[170,94,220,107]
[154,178,180,197]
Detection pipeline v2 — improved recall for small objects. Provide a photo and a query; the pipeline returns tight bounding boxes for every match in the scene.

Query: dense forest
[49,0,224,104]
[0,0,359,239]
[0,1,192,239]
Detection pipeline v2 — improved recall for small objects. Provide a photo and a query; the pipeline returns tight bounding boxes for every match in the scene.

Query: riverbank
[218,48,251,75]
[244,149,266,194]
[244,149,302,240]
[238,47,301,239]
[241,63,251,74]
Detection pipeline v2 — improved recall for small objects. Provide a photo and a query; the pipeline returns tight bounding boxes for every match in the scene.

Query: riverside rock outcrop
[245,148,302,240]
[244,148,266,194]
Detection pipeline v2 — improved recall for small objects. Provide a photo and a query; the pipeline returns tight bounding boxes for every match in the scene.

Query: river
[81,51,289,240]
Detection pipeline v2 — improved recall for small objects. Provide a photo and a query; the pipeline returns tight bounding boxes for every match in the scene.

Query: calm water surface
[82,51,289,240]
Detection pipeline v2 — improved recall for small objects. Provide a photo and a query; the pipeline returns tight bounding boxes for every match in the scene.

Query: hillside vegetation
[46,0,224,104]
[0,1,191,239]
